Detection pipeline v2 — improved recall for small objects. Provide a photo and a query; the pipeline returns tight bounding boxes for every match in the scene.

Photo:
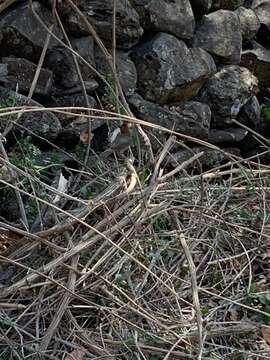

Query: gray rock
[45,36,95,89]
[46,47,78,88]
[1,57,53,96]
[197,65,258,127]
[0,64,8,81]
[0,2,63,63]
[212,0,244,10]
[0,87,61,141]
[71,36,96,82]
[241,42,270,90]
[132,32,216,105]
[130,0,195,40]
[64,0,143,49]
[208,128,248,144]
[235,6,260,42]
[190,0,212,18]
[50,93,97,123]
[128,93,211,143]
[238,95,261,129]
[52,80,99,96]
[95,48,137,96]
[193,10,242,64]
[251,0,270,32]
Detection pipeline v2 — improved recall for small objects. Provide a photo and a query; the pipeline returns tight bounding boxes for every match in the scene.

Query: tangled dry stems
[0,107,270,359]
[0,0,270,358]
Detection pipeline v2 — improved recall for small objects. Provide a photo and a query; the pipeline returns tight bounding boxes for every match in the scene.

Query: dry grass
[0,1,270,359]
[0,107,270,359]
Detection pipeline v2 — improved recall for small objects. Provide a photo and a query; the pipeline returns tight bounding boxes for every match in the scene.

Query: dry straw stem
[1,2,270,358]
[169,210,203,359]
[39,252,79,351]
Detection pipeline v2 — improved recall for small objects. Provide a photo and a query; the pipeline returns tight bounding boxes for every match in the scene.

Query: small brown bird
[102,123,131,158]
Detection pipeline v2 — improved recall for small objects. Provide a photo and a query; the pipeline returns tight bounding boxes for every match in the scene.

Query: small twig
[169,210,203,359]
[39,250,79,351]
[28,25,53,100]
[160,152,205,182]
[151,135,176,184]
[0,0,16,13]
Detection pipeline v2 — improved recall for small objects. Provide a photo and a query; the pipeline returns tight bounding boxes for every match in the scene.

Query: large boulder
[235,6,260,42]
[132,32,216,105]
[95,48,137,96]
[197,66,258,127]
[45,36,95,90]
[251,1,270,30]
[0,2,63,63]
[212,0,244,10]
[237,95,261,129]
[0,87,61,141]
[251,0,270,44]
[1,57,53,96]
[193,10,242,64]
[128,93,211,144]
[130,0,195,40]
[241,42,270,90]
[63,0,143,49]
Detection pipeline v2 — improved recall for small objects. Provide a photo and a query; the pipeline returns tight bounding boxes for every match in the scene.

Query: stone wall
[0,0,270,160]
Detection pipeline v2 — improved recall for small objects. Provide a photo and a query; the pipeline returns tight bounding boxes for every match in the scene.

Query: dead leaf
[261,325,270,344]
[80,130,93,143]
[65,348,86,360]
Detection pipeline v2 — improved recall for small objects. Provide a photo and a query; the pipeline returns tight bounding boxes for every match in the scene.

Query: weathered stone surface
[251,0,270,31]
[235,6,260,42]
[190,0,212,18]
[197,66,258,127]
[128,93,211,141]
[46,47,77,88]
[130,0,195,40]
[132,32,216,105]
[52,80,99,96]
[208,128,248,144]
[71,36,96,82]
[45,36,95,90]
[2,57,53,95]
[238,95,261,129]
[0,64,8,82]
[0,87,61,141]
[251,0,270,44]
[64,0,143,49]
[212,0,244,10]
[95,48,137,96]
[241,42,270,89]
[0,2,63,63]
[49,93,97,122]
[193,10,242,64]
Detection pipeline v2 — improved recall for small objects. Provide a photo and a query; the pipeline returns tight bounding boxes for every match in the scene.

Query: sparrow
[102,123,131,158]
